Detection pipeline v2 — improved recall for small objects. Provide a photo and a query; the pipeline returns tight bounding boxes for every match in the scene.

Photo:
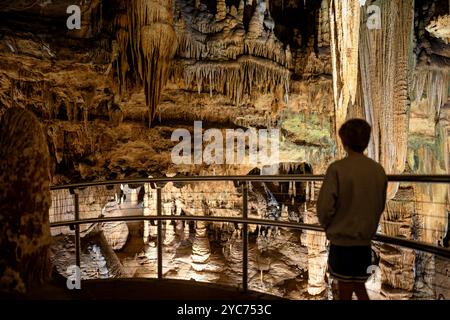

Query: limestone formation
[358,0,414,183]
[329,0,360,140]
[191,221,211,269]
[0,0,449,300]
[216,0,227,21]
[114,0,178,127]
[426,15,450,44]
[0,107,52,294]
[101,220,130,250]
[301,210,328,295]
[318,0,330,48]
[379,186,416,299]
[173,0,290,106]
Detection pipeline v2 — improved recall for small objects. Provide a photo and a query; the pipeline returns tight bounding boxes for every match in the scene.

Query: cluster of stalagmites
[173,0,291,105]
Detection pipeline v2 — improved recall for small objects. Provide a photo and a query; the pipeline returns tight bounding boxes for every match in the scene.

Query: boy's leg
[337,280,353,300]
[353,282,370,300]
[331,279,339,300]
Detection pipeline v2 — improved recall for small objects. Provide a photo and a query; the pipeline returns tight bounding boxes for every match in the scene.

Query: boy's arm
[316,165,338,229]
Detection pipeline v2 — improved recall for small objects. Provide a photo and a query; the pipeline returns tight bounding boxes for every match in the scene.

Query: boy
[317,119,387,300]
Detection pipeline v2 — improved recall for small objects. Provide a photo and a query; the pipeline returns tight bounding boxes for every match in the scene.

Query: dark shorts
[328,244,372,282]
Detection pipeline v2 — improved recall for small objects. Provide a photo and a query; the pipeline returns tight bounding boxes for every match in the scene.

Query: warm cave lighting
[0,0,449,308]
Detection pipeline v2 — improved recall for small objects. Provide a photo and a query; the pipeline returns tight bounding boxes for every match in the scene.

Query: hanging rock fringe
[183,56,290,106]
[115,0,178,127]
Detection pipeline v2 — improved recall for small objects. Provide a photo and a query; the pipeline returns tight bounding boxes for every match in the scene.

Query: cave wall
[0,0,449,299]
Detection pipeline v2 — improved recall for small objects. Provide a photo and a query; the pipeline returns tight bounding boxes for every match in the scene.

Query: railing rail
[50,214,450,259]
[50,174,450,190]
[49,174,450,293]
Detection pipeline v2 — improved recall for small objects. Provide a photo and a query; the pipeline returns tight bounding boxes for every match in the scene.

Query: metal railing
[49,174,450,294]
[50,174,450,190]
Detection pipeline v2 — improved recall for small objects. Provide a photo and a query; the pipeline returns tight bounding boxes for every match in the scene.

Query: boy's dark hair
[338,119,371,153]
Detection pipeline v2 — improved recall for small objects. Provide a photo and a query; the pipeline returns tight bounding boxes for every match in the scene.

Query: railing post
[157,187,163,280]
[73,191,81,269]
[242,182,248,293]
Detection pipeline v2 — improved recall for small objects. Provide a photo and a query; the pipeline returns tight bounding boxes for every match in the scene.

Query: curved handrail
[49,215,450,259]
[50,174,450,190]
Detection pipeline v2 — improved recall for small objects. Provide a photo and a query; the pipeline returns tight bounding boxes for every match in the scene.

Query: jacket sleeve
[317,165,338,229]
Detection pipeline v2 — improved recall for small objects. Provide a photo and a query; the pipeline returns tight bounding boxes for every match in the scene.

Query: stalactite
[415,69,450,120]
[244,35,287,66]
[358,0,414,183]
[329,0,360,147]
[114,0,178,127]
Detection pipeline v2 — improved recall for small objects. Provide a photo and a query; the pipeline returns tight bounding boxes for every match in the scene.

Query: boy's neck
[346,149,365,158]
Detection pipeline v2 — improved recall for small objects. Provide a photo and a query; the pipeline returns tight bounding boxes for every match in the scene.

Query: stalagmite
[248,1,266,38]
[216,0,227,21]
[0,108,52,294]
[164,220,176,245]
[318,0,330,48]
[285,45,293,69]
[301,210,328,295]
[183,222,191,240]
[143,182,157,243]
[191,221,211,271]
[237,0,245,21]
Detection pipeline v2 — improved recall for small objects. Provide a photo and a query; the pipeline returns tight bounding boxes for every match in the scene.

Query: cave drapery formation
[114,0,178,127]
[0,0,449,299]
[329,0,360,145]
